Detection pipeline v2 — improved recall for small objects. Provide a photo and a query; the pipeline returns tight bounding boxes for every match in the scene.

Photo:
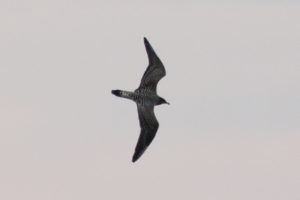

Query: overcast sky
[1,1,299,200]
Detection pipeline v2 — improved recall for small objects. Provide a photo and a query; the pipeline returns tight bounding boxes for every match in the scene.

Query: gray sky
[1,1,299,200]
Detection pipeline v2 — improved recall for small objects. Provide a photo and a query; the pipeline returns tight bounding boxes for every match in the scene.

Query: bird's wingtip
[132,150,143,163]
[144,37,149,44]
[132,155,138,163]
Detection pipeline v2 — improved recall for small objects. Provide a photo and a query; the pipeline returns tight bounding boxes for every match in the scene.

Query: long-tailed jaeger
[112,37,169,162]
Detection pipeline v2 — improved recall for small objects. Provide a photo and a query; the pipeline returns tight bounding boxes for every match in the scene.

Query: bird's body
[112,37,169,162]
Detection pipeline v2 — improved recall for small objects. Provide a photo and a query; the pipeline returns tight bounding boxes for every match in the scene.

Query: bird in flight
[112,37,169,162]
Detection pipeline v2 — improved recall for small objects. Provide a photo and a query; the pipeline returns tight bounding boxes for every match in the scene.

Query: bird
[112,37,169,162]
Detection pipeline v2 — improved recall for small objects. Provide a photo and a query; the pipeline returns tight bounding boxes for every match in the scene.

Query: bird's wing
[132,103,159,162]
[138,38,166,92]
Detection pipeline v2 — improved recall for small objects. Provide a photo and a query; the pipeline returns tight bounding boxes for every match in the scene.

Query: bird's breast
[134,91,158,105]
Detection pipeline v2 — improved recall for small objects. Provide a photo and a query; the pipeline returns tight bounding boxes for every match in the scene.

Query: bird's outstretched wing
[132,103,159,162]
[138,38,166,92]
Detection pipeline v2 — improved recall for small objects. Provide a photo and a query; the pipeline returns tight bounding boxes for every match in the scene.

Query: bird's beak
[166,102,170,105]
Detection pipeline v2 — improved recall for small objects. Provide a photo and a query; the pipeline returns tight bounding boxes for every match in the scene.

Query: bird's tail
[112,90,122,97]
[111,90,136,101]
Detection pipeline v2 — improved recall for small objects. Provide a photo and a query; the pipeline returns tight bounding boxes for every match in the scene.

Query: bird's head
[157,97,170,105]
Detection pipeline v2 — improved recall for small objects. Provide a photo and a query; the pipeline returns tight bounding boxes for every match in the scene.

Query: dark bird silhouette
[112,37,169,162]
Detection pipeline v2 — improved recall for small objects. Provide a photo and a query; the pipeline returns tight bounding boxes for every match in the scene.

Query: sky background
[1,1,300,200]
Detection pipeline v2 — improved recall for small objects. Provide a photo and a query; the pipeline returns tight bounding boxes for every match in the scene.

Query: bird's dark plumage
[112,37,168,162]
[139,38,166,92]
[111,90,121,97]
[132,104,159,162]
